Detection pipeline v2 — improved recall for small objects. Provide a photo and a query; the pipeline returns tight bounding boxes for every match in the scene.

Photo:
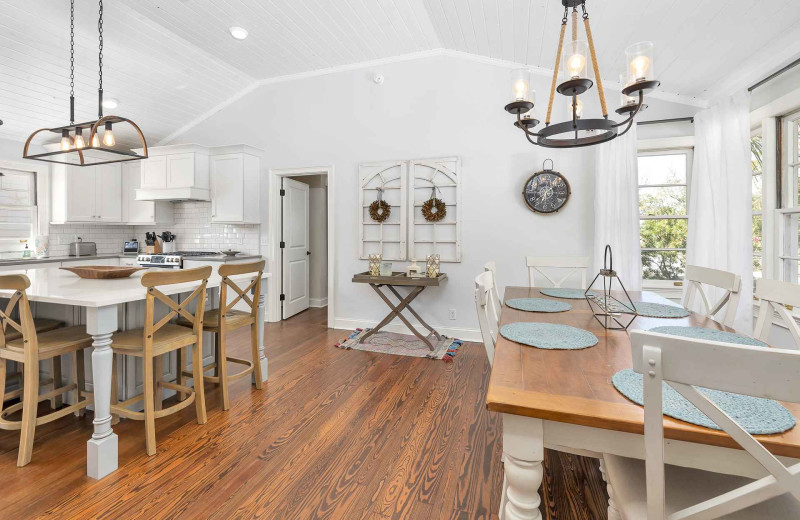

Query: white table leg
[86,305,119,480]
[501,414,544,520]
[599,459,623,520]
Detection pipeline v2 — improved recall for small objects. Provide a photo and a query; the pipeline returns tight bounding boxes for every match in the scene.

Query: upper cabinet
[134,144,210,201]
[51,163,122,224]
[122,162,173,225]
[209,145,261,224]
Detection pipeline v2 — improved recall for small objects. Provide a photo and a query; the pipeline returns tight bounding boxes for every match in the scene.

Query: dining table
[488,286,800,520]
[0,267,270,480]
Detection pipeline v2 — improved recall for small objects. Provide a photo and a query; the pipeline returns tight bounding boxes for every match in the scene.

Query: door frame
[267,165,334,325]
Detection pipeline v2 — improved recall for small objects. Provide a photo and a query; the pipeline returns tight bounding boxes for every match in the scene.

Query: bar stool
[177,260,265,410]
[3,316,65,405]
[109,266,212,456]
[0,274,93,467]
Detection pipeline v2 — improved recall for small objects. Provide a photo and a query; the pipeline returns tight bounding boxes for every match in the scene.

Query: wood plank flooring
[0,307,608,519]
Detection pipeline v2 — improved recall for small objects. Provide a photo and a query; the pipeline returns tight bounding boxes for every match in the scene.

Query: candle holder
[368,254,382,276]
[426,254,441,278]
[585,245,637,330]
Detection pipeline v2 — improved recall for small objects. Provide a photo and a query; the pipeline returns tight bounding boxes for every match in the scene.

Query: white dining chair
[483,261,502,326]
[682,264,742,328]
[474,270,499,366]
[754,278,800,348]
[525,256,591,288]
[601,329,800,520]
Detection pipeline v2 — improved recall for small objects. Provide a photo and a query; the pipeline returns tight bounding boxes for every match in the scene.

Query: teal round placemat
[631,302,690,318]
[612,369,795,434]
[540,288,596,300]
[649,326,768,347]
[500,322,598,350]
[505,298,571,313]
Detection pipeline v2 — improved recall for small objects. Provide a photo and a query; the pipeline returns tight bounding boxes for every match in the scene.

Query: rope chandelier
[23,0,147,166]
[504,0,659,148]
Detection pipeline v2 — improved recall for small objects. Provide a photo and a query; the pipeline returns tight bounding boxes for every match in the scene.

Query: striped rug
[335,329,462,361]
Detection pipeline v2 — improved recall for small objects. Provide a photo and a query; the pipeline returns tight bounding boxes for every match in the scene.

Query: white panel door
[282,178,310,319]
[210,154,243,222]
[66,166,96,222]
[95,164,122,222]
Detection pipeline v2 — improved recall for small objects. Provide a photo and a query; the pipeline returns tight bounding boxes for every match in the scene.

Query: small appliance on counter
[159,231,176,253]
[144,232,162,254]
[123,240,139,255]
[68,238,97,257]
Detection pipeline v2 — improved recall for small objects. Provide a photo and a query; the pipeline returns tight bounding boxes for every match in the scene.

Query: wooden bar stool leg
[18,357,39,467]
[143,353,157,456]
[250,323,262,390]
[50,356,62,409]
[154,354,163,412]
[74,349,86,418]
[213,335,221,378]
[192,339,207,425]
[176,347,186,401]
[0,358,6,416]
[217,331,230,410]
[110,354,119,425]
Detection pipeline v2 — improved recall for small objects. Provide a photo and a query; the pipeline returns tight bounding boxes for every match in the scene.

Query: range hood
[133,144,210,202]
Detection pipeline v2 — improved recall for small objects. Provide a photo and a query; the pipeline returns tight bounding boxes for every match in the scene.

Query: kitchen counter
[183,254,262,262]
[0,253,261,266]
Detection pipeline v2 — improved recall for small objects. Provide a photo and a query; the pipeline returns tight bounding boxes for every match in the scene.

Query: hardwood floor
[0,307,608,519]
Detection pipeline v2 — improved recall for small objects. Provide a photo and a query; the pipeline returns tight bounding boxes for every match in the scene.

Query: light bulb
[630,55,650,81]
[73,129,85,149]
[513,79,529,101]
[60,130,71,151]
[91,133,100,147]
[571,99,583,119]
[102,122,115,147]
[567,53,586,78]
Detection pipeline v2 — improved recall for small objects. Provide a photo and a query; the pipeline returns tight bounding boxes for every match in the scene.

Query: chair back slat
[526,256,590,288]
[681,264,742,328]
[754,279,800,347]
[483,261,502,325]
[474,270,499,366]
[142,267,211,343]
[218,260,265,318]
[0,275,36,352]
[631,330,800,520]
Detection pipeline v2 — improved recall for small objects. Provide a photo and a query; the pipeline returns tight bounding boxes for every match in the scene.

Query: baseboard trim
[310,298,328,308]
[333,318,481,342]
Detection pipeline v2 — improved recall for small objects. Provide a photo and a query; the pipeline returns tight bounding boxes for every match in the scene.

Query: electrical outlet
[448,308,457,320]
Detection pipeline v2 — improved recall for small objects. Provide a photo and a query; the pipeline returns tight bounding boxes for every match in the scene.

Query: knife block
[145,241,162,254]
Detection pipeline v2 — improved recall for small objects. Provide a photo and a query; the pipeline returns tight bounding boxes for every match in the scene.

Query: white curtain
[686,92,753,333]
[594,123,642,291]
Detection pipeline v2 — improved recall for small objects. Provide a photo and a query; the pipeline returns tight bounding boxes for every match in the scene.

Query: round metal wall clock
[522,159,571,214]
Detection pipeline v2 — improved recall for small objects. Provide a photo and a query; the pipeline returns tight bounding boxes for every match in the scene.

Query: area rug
[336,329,462,361]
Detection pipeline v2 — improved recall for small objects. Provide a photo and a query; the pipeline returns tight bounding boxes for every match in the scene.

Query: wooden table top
[352,271,447,287]
[487,286,800,458]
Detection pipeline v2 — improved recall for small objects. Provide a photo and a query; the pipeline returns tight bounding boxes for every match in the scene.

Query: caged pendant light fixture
[23,0,147,166]
[503,0,660,148]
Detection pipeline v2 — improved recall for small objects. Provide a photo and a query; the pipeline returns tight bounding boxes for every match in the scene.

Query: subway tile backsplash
[48,201,259,257]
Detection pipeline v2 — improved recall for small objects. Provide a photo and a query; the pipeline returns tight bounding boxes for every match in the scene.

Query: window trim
[777,110,800,283]
[751,129,764,283]
[0,168,38,253]
[637,147,693,290]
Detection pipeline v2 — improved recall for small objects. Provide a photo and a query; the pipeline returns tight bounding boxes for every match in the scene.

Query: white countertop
[0,267,271,308]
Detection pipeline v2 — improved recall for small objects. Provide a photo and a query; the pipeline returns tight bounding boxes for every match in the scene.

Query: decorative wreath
[369,199,391,222]
[422,197,447,222]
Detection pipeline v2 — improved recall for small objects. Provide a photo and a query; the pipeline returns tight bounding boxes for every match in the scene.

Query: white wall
[168,54,696,336]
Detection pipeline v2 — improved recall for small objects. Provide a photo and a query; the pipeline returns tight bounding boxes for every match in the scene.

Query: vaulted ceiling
[1,0,799,146]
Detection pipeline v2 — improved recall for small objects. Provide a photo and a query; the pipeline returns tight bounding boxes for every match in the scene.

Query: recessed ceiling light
[229,26,248,40]
[102,98,118,109]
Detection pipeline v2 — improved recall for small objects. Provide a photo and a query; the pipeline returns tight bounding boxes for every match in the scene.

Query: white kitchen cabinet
[134,144,210,201]
[122,162,173,225]
[51,163,122,224]
[209,146,262,224]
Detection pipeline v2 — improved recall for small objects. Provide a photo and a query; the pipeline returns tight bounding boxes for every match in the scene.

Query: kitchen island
[0,266,270,480]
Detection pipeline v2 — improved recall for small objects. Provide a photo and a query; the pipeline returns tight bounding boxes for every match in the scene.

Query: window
[752,132,763,280]
[779,111,800,282]
[0,169,37,255]
[638,150,692,284]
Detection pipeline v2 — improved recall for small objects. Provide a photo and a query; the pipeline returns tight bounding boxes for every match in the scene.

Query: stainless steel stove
[137,251,218,269]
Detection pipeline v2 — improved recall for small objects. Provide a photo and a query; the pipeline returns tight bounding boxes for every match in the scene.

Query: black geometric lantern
[585,245,637,330]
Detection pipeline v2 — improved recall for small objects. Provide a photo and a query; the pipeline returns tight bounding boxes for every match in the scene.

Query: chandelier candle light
[23,0,147,166]
[504,0,659,148]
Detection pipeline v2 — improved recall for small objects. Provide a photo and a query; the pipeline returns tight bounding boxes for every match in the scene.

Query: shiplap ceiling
[1,0,799,145]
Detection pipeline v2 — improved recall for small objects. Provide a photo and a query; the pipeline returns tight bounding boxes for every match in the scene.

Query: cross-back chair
[110,266,212,456]
[526,256,591,288]
[0,274,93,466]
[483,261,502,326]
[602,329,800,519]
[178,260,265,411]
[474,270,500,366]
[754,278,800,348]
[682,265,742,328]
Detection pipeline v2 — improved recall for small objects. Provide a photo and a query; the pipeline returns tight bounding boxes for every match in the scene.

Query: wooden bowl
[60,266,145,279]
